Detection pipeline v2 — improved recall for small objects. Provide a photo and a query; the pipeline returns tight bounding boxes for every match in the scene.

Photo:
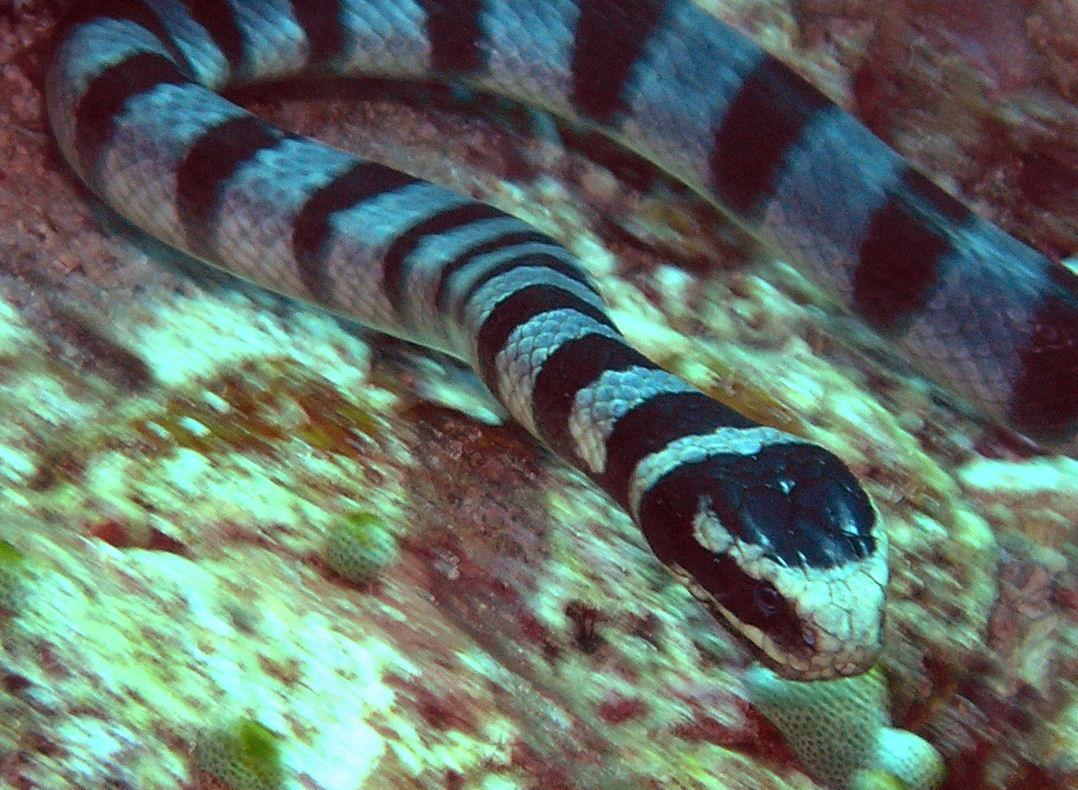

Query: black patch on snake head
[641,443,876,572]
[737,443,877,569]
[637,440,876,666]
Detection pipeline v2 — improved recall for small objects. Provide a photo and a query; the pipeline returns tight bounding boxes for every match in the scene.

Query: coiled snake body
[46,0,1078,680]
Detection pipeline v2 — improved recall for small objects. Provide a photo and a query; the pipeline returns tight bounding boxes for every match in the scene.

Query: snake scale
[45,0,1078,681]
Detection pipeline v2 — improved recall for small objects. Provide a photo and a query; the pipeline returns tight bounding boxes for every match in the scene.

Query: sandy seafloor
[1,1,1078,788]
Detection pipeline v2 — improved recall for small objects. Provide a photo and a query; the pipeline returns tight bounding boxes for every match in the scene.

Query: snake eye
[755,586,781,618]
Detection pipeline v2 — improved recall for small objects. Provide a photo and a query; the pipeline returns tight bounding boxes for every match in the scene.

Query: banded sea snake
[45,0,1078,681]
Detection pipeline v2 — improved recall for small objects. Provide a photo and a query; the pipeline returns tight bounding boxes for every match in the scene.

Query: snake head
[633,428,887,680]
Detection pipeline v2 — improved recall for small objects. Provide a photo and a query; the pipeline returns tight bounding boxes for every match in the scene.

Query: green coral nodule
[745,665,945,790]
[324,511,399,583]
[194,718,284,790]
[0,539,29,614]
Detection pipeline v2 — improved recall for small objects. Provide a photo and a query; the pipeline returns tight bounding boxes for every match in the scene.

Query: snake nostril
[755,586,781,618]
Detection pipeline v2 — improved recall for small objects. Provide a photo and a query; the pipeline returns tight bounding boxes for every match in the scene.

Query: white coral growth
[745,664,944,789]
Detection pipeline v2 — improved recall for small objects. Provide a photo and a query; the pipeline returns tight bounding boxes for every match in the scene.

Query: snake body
[45,0,1073,680]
